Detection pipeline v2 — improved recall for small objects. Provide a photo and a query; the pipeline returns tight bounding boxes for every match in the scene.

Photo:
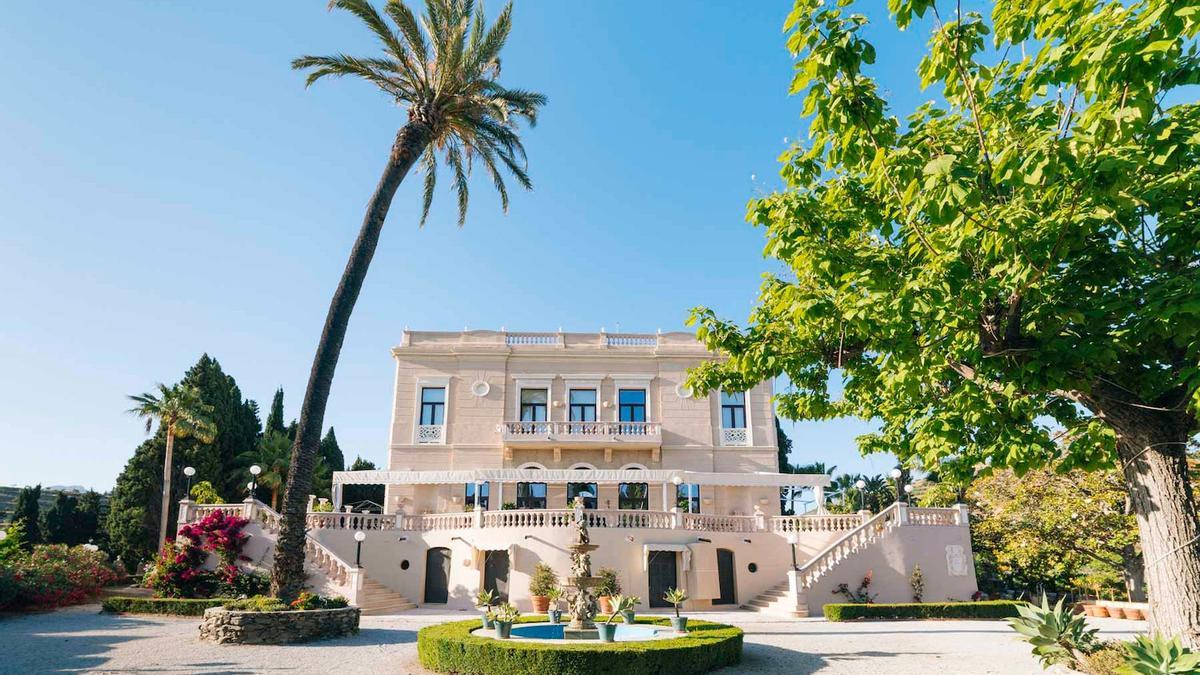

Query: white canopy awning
[332,468,830,488]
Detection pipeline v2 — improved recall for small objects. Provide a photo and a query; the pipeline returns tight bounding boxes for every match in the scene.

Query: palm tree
[273,0,545,600]
[128,383,216,551]
[237,432,293,510]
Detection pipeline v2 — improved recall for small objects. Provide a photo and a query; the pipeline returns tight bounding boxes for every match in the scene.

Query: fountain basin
[470,621,666,642]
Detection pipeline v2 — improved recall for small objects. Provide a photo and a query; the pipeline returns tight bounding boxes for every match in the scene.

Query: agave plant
[474,588,497,609]
[1008,595,1099,669]
[1121,634,1200,675]
[604,595,635,625]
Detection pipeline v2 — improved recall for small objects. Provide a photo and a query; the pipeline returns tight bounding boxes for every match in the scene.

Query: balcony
[416,424,445,444]
[720,427,750,447]
[498,420,661,448]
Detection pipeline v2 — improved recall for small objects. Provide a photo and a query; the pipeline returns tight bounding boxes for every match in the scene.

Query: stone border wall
[199,606,360,644]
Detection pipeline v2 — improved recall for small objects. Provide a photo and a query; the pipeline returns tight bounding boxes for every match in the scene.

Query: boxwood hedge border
[101,597,231,616]
[418,616,743,675]
[823,601,1024,621]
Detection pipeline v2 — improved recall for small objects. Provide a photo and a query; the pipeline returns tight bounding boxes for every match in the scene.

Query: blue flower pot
[598,623,618,642]
[481,612,493,629]
[495,621,512,639]
[548,609,562,624]
[670,616,688,632]
[621,610,636,624]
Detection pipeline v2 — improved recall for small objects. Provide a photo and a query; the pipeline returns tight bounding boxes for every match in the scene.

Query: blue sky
[0,1,950,490]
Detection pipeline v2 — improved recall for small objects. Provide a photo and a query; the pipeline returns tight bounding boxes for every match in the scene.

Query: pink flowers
[144,511,262,599]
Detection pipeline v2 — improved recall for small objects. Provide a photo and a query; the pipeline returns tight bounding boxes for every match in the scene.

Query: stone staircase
[741,579,808,617]
[179,499,418,615]
[742,504,903,617]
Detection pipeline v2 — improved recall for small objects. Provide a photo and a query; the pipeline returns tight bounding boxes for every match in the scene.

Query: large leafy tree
[274,0,545,600]
[688,0,1200,643]
[128,383,217,551]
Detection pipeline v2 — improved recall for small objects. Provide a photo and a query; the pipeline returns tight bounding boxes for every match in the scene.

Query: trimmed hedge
[824,601,1024,621]
[418,616,742,675]
[101,596,231,616]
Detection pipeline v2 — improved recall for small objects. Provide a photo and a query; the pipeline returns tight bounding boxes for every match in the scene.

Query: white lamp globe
[249,465,262,477]
[183,466,196,477]
[671,476,683,486]
[247,481,255,491]
[904,484,914,494]
[354,530,366,542]
[854,479,866,490]
[889,468,903,479]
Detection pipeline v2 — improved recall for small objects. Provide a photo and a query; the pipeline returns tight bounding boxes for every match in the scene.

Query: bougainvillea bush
[0,544,119,610]
[143,509,267,599]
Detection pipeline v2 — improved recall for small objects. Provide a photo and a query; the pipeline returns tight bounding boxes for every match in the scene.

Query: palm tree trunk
[158,427,175,551]
[271,122,433,601]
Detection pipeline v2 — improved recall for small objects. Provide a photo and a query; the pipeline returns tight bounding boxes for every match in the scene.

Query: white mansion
[180,329,977,616]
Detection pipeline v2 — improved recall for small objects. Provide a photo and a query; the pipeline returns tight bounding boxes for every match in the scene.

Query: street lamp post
[890,468,903,503]
[354,530,366,568]
[183,466,196,494]
[854,479,866,511]
[903,483,914,504]
[249,464,261,497]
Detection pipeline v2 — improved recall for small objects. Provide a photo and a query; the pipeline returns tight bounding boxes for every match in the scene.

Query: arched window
[567,465,597,509]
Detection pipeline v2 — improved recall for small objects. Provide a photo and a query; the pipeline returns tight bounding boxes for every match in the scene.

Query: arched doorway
[424,547,451,604]
[715,548,736,605]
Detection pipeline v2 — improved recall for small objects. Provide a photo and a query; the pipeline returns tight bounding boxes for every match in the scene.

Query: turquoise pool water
[508,623,661,641]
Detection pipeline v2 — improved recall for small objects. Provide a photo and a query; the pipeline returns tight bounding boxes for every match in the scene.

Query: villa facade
[180,329,978,616]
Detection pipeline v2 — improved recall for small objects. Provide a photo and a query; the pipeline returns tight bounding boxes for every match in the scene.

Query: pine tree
[12,485,42,549]
[74,490,103,547]
[106,438,164,566]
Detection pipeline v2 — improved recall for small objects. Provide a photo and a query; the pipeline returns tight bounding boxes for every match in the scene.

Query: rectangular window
[619,482,649,510]
[720,391,746,429]
[618,389,646,422]
[567,482,597,509]
[516,482,547,509]
[520,389,548,422]
[676,484,701,513]
[420,387,446,425]
[465,482,489,510]
[569,389,597,422]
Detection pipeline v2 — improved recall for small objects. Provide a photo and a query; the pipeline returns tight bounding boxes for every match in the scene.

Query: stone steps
[741,580,809,617]
[357,579,418,615]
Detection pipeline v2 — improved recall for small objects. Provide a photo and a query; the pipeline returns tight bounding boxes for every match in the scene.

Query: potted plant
[493,602,519,639]
[621,595,641,624]
[546,587,564,624]
[599,595,635,642]
[475,588,497,629]
[597,567,621,614]
[664,587,689,632]
[529,562,558,613]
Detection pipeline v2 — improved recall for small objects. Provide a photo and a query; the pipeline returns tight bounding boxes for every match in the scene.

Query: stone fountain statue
[563,496,600,640]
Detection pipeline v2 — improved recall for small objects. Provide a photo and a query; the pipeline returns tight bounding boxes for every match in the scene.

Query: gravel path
[1,605,1145,674]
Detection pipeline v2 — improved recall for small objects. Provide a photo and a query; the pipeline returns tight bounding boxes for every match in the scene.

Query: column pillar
[661,482,672,512]
[333,483,343,512]
[495,481,504,510]
[177,499,193,529]
[812,485,825,514]
[896,502,909,525]
[955,503,970,527]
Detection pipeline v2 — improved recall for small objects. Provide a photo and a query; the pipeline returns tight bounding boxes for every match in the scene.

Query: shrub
[189,481,224,505]
[225,596,290,612]
[529,563,558,596]
[102,596,228,616]
[289,591,349,610]
[1121,634,1200,674]
[597,568,621,596]
[824,600,1024,621]
[0,544,119,610]
[1082,641,1127,675]
[143,509,260,599]
[418,617,742,675]
[833,570,876,603]
[909,565,924,603]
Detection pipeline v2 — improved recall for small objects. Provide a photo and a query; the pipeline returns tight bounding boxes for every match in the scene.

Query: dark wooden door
[715,548,736,605]
[424,547,450,604]
[648,550,678,607]
[483,550,510,601]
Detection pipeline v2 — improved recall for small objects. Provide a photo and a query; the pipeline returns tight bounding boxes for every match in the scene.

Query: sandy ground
[1,605,1145,674]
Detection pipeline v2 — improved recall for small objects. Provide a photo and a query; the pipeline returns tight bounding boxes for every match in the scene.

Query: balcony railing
[720,427,750,446]
[416,424,445,444]
[499,420,661,442]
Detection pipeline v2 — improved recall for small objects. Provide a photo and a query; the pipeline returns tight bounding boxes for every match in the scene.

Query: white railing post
[177,499,194,529]
[787,568,805,613]
[306,494,315,513]
[347,566,363,606]
[955,503,970,527]
[896,502,909,526]
[754,505,767,531]
[473,505,484,529]
[857,509,872,524]
[243,497,256,521]
[671,507,682,529]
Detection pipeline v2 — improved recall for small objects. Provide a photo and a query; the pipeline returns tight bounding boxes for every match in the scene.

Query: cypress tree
[12,485,42,549]
[320,428,345,474]
[265,388,286,437]
[41,492,78,545]
[74,490,103,547]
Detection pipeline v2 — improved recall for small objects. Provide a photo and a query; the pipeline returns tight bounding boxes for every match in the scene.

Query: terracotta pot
[1108,606,1128,619]
[599,596,614,614]
[1092,605,1110,617]
[531,595,550,613]
[1125,607,1145,621]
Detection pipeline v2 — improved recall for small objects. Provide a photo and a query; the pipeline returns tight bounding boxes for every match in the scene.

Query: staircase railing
[794,502,902,590]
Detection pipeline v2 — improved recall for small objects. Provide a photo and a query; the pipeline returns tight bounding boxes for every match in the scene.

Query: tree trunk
[271,123,432,601]
[158,427,175,552]
[1122,543,1147,603]
[1116,424,1200,647]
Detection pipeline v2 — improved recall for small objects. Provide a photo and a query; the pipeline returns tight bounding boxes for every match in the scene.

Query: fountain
[562,496,601,640]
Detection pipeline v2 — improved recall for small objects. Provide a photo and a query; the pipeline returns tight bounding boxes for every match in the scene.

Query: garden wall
[198,606,360,644]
